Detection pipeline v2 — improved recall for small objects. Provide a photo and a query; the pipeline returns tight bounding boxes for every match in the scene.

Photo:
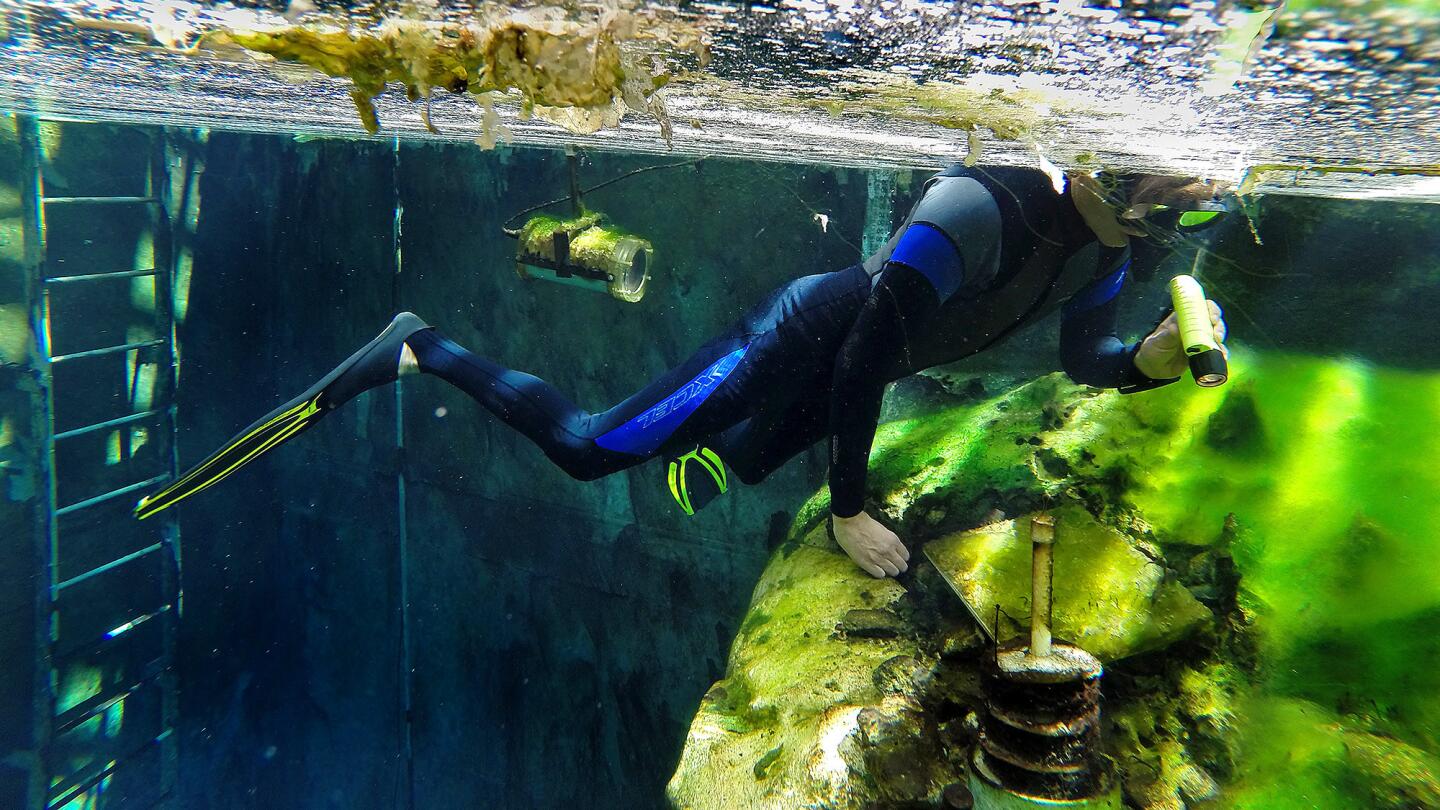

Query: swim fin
[666,446,728,516]
[135,312,431,520]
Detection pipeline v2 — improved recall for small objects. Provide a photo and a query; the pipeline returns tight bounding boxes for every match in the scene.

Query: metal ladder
[18,116,194,810]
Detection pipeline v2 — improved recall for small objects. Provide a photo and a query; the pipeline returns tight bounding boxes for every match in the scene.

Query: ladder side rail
[17,114,57,810]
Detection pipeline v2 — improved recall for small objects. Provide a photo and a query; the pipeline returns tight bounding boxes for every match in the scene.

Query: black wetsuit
[408,165,1174,516]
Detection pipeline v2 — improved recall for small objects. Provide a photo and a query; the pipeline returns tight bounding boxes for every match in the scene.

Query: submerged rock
[665,538,954,810]
[672,357,1440,809]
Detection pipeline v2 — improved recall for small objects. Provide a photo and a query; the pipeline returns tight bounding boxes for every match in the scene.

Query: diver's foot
[134,312,432,520]
[667,447,729,516]
[319,311,432,408]
[398,341,421,377]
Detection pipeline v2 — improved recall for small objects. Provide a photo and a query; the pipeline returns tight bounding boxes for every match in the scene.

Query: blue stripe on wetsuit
[1063,261,1130,316]
[889,222,965,302]
[595,345,750,456]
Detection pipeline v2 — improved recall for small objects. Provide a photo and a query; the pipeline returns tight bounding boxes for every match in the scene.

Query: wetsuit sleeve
[830,173,995,518]
[829,255,952,518]
[1059,262,1179,392]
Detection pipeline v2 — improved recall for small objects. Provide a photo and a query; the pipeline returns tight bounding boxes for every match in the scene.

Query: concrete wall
[171,133,872,809]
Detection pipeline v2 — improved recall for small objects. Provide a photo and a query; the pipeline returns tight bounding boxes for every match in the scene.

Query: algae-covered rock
[924,507,1211,662]
[674,355,1440,809]
[666,537,954,809]
[787,374,1074,540]
[837,608,906,639]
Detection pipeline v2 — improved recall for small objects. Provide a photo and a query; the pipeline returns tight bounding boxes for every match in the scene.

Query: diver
[134,165,1229,580]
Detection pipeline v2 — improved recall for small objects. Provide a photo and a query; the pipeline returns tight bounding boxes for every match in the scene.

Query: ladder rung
[48,728,172,808]
[52,409,166,442]
[50,339,165,363]
[54,542,162,592]
[55,475,168,517]
[52,605,171,665]
[42,195,158,206]
[97,604,171,642]
[53,409,164,441]
[46,268,158,284]
[54,664,166,735]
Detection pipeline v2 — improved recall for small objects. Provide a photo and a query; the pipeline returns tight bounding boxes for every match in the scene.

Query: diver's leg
[409,265,870,486]
[613,267,869,514]
[713,391,830,486]
[404,327,752,481]
[137,265,869,520]
[135,312,433,519]
[586,265,869,458]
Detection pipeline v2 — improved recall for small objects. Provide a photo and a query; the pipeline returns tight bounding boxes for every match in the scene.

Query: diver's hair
[1128,175,1226,210]
[1080,171,1235,267]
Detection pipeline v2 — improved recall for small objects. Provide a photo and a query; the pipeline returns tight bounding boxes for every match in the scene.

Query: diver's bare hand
[832,511,910,578]
[1134,299,1228,380]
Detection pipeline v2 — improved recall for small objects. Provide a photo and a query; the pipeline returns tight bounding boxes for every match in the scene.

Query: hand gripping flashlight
[1169,274,1228,387]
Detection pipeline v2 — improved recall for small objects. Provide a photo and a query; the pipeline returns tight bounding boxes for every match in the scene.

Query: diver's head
[1122,175,1232,233]
[1070,172,1233,247]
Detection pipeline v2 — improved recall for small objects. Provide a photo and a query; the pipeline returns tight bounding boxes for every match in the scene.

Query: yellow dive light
[1169,274,1228,387]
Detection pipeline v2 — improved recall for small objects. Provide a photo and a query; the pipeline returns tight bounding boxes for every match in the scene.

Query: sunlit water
[1,0,1437,200]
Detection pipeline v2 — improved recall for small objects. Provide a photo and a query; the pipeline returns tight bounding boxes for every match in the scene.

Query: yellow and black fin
[135,312,431,520]
[134,394,325,519]
[666,446,728,517]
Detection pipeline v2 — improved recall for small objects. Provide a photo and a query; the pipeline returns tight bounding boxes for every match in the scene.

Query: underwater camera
[512,211,651,303]
[503,149,698,304]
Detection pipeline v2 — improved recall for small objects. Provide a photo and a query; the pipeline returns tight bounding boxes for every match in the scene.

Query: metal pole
[152,127,187,806]
[1029,514,1055,658]
[391,135,416,810]
[566,145,583,215]
[862,170,897,258]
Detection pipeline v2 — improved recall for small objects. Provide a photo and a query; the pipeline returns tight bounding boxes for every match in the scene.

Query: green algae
[1223,698,1440,809]
[1203,4,1281,95]
[1238,164,1440,196]
[1110,659,1248,808]
[214,23,483,134]
[667,541,929,809]
[837,75,1051,140]
[675,348,1440,809]
[518,212,603,252]
[1282,0,1440,17]
[752,744,784,780]
[788,374,1067,542]
[1069,353,1440,641]
[199,10,702,138]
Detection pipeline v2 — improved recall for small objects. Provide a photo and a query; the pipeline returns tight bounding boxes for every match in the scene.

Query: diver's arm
[827,259,941,578]
[828,260,944,519]
[829,175,989,578]
[830,176,986,519]
[1059,262,1179,392]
